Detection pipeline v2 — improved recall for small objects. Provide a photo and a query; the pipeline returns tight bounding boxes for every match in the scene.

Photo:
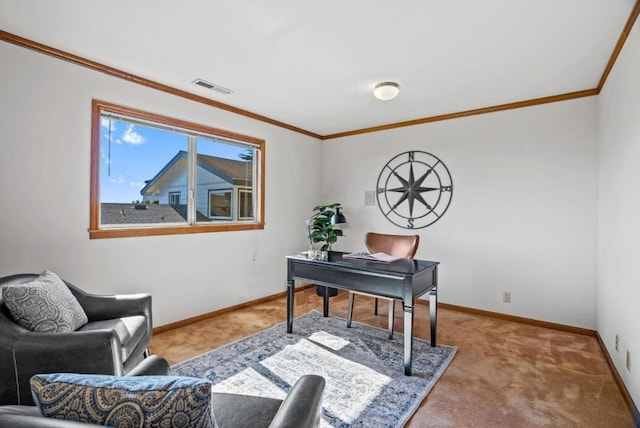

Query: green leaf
[309,203,343,249]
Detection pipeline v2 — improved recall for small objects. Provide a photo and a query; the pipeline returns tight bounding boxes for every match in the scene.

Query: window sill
[89,223,264,239]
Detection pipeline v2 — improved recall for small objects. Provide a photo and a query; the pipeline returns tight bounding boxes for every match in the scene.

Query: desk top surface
[287,251,439,276]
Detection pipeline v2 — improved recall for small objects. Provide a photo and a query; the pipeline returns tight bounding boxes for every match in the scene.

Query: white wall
[2,16,637,412]
[0,41,321,326]
[597,16,640,407]
[321,98,599,329]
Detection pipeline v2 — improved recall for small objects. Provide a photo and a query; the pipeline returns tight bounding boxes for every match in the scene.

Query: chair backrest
[364,232,420,259]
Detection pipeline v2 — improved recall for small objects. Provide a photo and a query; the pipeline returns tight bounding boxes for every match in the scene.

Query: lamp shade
[373,82,400,101]
[331,207,347,225]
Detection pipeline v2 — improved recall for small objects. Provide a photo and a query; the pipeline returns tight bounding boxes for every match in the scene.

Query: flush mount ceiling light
[373,81,400,101]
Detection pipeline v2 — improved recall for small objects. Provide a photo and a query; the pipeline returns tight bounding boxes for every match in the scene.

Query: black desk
[286,251,439,375]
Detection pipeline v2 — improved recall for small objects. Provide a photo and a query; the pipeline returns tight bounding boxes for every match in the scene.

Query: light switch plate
[364,190,376,206]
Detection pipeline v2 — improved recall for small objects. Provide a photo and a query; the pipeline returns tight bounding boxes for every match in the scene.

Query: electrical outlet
[615,334,619,352]
[503,291,511,303]
[627,351,631,371]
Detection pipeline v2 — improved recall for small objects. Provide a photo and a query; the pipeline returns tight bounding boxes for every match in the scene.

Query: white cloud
[109,175,125,184]
[130,181,144,188]
[101,119,117,144]
[121,124,147,145]
[101,118,117,132]
[101,119,117,145]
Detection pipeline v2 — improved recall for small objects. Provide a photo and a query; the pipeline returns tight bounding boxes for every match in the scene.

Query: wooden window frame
[89,100,265,239]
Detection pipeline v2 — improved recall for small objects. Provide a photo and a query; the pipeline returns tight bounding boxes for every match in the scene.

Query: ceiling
[0,1,637,137]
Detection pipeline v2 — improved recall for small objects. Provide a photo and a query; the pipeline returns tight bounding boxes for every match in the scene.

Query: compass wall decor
[376,151,453,229]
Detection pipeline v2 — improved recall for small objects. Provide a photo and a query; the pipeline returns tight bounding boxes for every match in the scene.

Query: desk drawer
[291,262,406,300]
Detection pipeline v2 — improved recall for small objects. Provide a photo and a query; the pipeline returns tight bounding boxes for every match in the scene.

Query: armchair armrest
[11,329,123,405]
[65,282,152,342]
[269,375,325,428]
[66,282,152,322]
[14,329,123,371]
[126,355,170,376]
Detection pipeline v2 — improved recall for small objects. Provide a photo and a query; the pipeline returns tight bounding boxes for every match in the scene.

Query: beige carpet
[150,288,635,427]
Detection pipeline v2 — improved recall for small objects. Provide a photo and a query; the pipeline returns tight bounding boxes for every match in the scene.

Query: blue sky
[100,118,247,203]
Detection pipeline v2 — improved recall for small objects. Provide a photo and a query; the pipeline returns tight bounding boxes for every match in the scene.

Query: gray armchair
[0,355,326,428]
[0,273,153,405]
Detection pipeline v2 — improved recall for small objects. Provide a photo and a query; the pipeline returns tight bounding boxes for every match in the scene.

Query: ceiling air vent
[192,78,233,95]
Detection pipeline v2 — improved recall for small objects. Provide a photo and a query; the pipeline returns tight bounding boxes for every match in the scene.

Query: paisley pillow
[2,270,88,332]
[30,373,215,428]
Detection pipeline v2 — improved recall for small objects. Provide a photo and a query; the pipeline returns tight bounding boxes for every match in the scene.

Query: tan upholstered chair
[347,232,420,339]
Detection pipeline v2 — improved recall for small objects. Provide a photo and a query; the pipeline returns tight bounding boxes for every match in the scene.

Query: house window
[90,100,265,239]
[209,190,232,219]
[238,188,254,220]
[169,192,181,206]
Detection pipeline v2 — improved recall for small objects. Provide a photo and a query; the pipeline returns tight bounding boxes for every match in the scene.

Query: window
[169,192,181,206]
[238,188,254,220]
[90,100,265,239]
[209,190,232,219]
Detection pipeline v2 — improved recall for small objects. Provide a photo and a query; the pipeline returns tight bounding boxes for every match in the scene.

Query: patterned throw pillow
[30,374,215,428]
[2,270,88,332]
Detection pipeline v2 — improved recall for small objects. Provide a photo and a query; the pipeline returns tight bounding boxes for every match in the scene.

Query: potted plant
[308,203,345,251]
[307,203,346,297]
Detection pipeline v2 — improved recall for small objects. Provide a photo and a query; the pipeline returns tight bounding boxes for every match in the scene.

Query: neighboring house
[140,151,254,222]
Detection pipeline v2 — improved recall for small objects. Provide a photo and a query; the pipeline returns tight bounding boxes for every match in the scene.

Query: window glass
[169,192,180,205]
[209,190,232,219]
[238,188,254,220]
[195,137,254,223]
[99,119,188,226]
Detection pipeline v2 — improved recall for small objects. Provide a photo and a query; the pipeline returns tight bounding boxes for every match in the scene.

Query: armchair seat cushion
[211,393,282,428]
[0,405,94,427]
[77,315,146,361]
[0,405,42,418]
[212,374,325,428]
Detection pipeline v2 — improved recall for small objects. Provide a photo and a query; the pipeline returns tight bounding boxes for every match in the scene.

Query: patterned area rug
[172,310,456,428]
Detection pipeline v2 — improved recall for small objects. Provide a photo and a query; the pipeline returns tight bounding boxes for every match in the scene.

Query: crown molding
[0,29,322,140]
[598,1,640,92]
[1,2,639,140]
[321,89,598,140]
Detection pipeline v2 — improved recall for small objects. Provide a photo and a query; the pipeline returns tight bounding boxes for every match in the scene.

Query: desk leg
[323,286,329,317]
[429,287,437,347]
[287,280,294,333]
[403,304,414,376]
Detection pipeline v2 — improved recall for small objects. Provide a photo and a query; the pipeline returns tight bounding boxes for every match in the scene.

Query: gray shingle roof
[101,203,210,225]
[198,153,252,186]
